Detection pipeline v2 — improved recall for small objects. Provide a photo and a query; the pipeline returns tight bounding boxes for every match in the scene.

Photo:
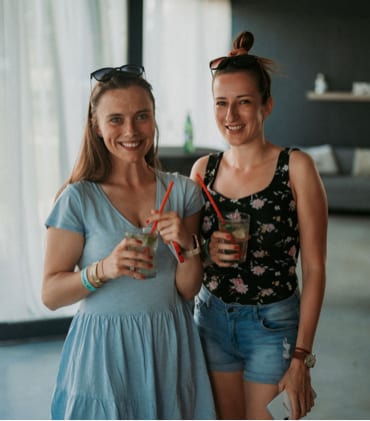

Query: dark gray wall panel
[231,0,370,147]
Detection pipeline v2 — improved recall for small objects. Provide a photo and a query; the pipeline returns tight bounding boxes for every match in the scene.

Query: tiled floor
[0,337,62,420]
[1,215,370,420]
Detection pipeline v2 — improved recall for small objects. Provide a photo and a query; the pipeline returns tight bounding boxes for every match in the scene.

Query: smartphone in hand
[267,389,317,420]
[267,390,291,420]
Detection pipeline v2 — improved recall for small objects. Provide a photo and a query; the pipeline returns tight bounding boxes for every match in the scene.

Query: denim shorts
[194,285,300,385]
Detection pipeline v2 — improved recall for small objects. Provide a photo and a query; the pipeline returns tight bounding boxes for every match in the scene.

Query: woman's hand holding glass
[102,236,154,280]
[207,231,241,267]
[101,210,194,282]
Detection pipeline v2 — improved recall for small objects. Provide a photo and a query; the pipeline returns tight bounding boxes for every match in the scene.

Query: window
[143,0,231,150]
[0,0,230,322]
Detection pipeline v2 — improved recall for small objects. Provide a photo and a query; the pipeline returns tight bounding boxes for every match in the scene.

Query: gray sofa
[301,145,370,214]
[160,145,370,214]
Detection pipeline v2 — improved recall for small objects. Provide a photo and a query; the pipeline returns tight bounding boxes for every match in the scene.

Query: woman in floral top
[190,30,327,420]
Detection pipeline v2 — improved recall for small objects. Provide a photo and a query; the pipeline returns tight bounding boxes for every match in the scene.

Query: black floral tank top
[201,148,299,305]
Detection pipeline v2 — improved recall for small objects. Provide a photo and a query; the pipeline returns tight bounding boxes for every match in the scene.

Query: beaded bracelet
[81,267,97,292]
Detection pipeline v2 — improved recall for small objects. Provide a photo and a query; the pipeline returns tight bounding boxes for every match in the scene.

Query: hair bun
[232,31,254,53]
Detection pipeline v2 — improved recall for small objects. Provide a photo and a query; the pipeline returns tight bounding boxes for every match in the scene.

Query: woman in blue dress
[42,65,215,420]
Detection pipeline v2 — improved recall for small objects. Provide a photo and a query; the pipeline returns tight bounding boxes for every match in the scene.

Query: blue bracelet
[81,267,97,292]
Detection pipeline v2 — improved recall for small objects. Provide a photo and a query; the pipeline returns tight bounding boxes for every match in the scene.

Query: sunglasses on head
[90,64,145,82]
[209,54,258,74]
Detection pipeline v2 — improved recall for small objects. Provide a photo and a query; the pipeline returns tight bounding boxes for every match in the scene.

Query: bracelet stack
[80,260,105,292]
[89,261,104,288]
[81,267,97,292]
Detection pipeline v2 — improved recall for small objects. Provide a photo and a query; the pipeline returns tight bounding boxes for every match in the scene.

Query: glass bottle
[183,112,195,153]
[314,73,328,94]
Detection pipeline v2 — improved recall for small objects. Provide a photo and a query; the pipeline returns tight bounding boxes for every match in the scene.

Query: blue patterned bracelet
[81,267,97,292]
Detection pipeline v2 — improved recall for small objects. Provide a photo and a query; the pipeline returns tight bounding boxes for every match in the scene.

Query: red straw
[172,240,185,263]
[196,173,225,223]
[150,181,174,234]
[150,180,184,263]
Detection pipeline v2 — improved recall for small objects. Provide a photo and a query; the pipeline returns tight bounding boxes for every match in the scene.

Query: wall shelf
[306,91,370,102]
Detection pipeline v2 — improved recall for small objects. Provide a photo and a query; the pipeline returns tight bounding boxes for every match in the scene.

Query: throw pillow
[352,148,370,176]
[302,144,339,175]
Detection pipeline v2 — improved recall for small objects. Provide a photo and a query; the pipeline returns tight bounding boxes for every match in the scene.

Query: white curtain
[0,0,127,321]
[0,0,230,323]
[143,0,231,151]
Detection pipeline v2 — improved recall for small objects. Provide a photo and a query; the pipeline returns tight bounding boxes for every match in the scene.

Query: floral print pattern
[201,149,299,305]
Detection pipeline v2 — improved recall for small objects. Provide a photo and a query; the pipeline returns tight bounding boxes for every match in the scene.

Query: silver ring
[129,265,135,272]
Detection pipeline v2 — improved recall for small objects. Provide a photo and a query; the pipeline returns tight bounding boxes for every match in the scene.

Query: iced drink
[125,227,158,278]
[219,212,250,263]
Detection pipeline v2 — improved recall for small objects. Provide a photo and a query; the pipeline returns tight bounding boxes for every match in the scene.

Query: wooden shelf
[306,91,370,102]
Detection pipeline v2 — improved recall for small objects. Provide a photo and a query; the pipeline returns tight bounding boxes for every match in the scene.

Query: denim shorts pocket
[258,296,299,332]
[194,294,207,312]
[194,294,215,336]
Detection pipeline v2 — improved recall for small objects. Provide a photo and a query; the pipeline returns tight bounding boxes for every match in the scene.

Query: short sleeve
[183,176,205,217]
[45,184,85,234]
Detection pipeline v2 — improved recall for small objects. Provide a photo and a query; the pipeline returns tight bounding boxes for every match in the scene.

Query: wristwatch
[292,347,316,368]
[182,234,201,258]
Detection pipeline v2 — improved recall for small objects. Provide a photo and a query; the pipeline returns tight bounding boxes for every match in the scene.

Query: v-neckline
[94,175,160,230]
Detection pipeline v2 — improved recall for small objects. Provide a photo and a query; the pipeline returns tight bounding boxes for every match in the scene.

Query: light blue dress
[45,171,215,420]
